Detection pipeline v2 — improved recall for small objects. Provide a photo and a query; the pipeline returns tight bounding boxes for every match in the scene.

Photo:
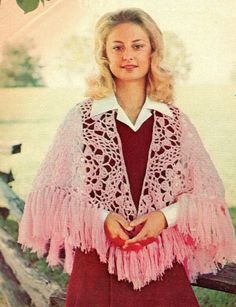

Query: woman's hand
[122,210,168,250]
[104,212,135,247]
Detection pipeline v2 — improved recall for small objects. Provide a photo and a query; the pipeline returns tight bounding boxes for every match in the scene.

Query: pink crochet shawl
[17,98,236,290]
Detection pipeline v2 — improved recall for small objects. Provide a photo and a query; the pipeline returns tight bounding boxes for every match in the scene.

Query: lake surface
[0,85,235,207]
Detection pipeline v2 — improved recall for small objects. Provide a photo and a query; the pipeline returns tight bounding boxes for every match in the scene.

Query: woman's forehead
[106,23,150,43]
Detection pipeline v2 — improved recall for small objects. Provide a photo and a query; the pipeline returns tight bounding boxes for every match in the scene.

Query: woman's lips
[121,65,138,70]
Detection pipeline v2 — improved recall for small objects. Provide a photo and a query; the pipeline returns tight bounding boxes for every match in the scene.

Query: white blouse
[91,94,178,228]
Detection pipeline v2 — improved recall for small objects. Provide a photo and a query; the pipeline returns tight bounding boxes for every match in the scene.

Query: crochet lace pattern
[18,98,236,290]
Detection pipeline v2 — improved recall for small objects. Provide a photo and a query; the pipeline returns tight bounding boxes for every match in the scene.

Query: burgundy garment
[65,112,200,307]
[115,112,154,211]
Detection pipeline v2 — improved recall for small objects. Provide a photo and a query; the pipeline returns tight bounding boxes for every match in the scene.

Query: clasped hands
[104,211,167,252]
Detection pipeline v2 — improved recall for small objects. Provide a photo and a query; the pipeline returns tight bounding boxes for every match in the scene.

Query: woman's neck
[114,78,147,112]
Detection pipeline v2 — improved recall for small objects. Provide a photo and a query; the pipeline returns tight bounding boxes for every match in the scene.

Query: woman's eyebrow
[112,39,146,43]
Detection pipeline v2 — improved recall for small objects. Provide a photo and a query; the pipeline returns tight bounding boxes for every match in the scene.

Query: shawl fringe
[18,185,236,290]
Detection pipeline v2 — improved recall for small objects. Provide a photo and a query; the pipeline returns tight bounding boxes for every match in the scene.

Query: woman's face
[105,22,152,84]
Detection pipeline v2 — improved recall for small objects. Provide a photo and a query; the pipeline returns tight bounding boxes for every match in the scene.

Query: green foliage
[0,39,45,87]
[20,248,68,288]
[193,286,236,307]
[16,0,40,13]
[35,258,69,288]
[229,207,236,230]
[0,0,47,14]
[0,216,18,241]
[0,215,68,287]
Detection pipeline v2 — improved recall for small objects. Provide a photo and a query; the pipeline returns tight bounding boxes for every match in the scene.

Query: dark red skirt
[65,248,199,307]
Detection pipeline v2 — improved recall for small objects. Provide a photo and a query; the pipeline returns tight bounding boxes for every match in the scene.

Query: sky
[0,0,236,86]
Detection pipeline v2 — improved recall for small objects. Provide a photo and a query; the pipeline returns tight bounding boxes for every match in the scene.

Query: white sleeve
[160,203,179,228]
[100,208,110,222]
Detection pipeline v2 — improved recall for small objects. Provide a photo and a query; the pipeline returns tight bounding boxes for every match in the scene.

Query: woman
[18,8,236,307]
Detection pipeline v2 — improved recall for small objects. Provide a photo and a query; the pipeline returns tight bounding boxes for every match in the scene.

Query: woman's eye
[133,44,144,49]
[112,45,144,51]
[113,46,122,51]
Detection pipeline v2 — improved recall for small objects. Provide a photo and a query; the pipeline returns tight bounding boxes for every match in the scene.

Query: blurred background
[0,0,235,306]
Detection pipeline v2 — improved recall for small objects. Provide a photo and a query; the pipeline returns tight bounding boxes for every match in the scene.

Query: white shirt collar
[90,93,174,132]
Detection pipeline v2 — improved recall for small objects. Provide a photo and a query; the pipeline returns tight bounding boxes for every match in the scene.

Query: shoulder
[167,104,200,137]
[167,103,191,122]
[165,102,184,121]
[73,97,93,111]
[65,97,93,119]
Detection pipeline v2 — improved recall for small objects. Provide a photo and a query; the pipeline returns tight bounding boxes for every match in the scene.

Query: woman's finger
[117,216,134,231]
[122,226,148,248]
[117,226,130,241]
[129,214,147,227]
[104,224,126,246]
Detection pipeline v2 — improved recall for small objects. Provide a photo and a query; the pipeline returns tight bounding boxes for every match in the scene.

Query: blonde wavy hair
[84,7,175,104]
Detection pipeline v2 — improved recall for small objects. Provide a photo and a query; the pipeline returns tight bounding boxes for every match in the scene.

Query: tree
[0,39,45,87]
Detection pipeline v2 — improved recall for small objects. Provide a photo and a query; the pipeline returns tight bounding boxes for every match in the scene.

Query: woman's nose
[122,47,134,60]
